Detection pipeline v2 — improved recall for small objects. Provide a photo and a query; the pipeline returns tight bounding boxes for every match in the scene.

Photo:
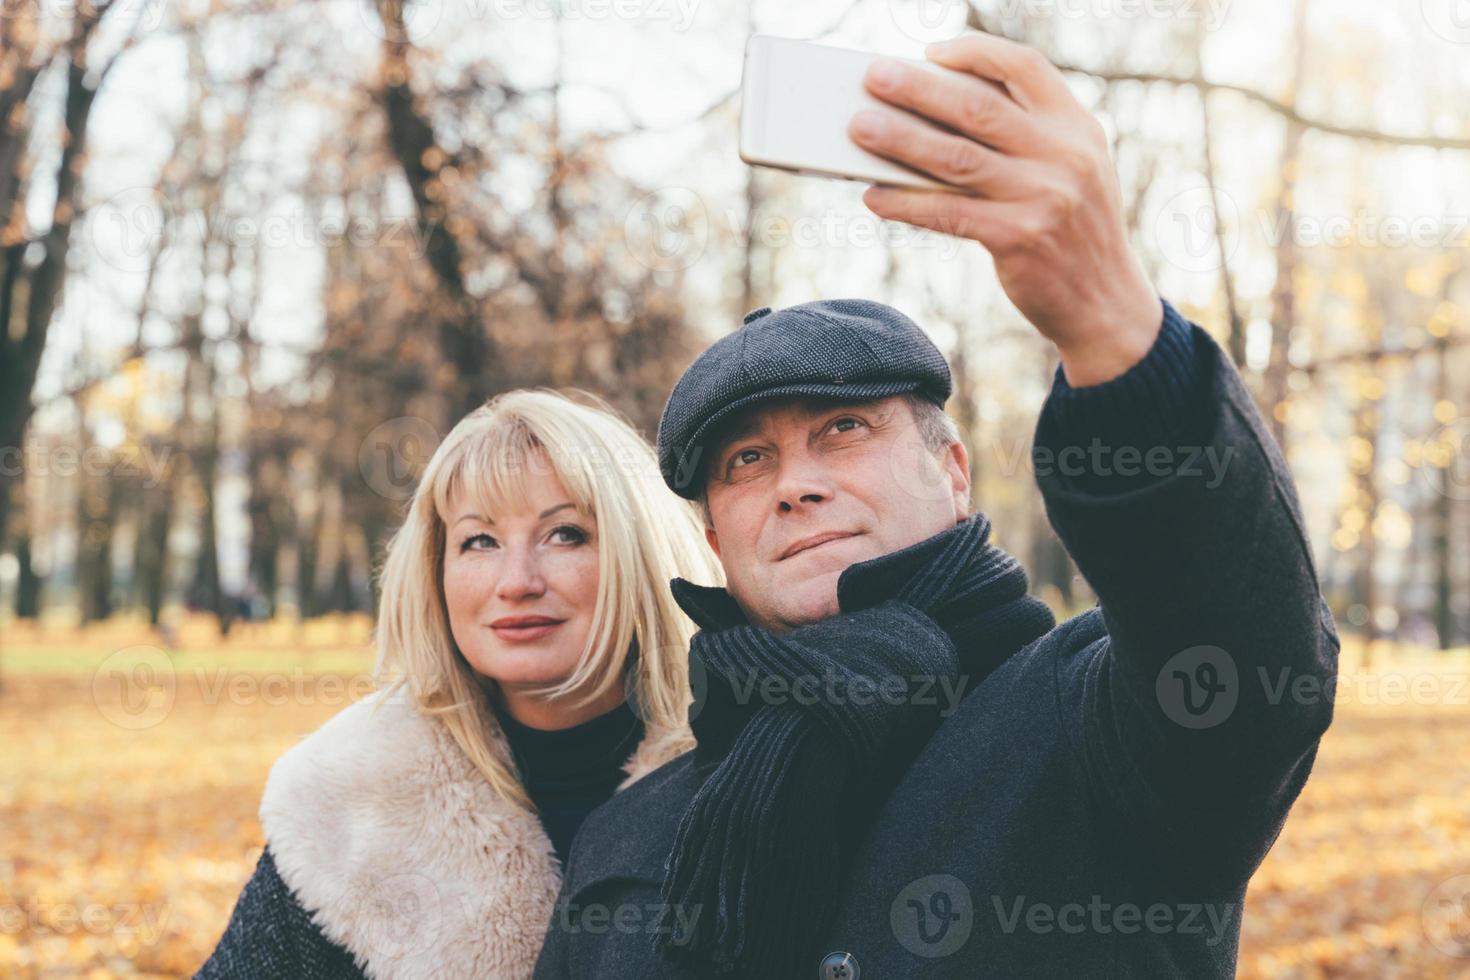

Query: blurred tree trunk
[246,447,285,620]
[375,0,493,422]
[1349,384,1382,651]
[296,506,322,621]
[1431,333,1455,649]
[0,11,111,544]
[186,310,232,638]
[76,406,118,624]
[133,453,173,628]
[1195,71,1245,370]
[14,529,42,619]
[1348,242,1395,658]
[9,477,42,619]
[1262,0,1312,451]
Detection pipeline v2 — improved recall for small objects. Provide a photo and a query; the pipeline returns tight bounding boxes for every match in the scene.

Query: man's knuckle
[1048,183,1082,219]
[1008,215,1050,253]
[1061,145,1094,179]
[1015,46,1051,77]
[957,95,996,135]
[939,139,987,182]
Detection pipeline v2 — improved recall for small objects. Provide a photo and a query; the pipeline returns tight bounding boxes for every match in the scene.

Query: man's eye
[729,448,764,470]
[830,416,866,433]
[461,533,497,552]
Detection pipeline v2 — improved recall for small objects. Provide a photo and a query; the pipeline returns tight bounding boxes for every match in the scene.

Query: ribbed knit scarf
[653,513,1057,977]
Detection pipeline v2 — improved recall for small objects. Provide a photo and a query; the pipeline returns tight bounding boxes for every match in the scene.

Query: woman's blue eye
[550,524,587,544]
[460,527,587,551]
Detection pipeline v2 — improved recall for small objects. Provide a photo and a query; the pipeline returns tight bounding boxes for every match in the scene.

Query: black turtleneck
[493,698,645,865]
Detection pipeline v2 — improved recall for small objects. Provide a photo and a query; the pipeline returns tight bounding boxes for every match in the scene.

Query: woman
[197,389,721,979]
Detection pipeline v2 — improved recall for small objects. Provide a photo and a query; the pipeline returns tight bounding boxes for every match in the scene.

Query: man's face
[702,395,970,633]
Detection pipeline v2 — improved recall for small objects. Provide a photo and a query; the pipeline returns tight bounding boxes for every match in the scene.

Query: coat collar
[259,688,687,979]
[669,513,992,632]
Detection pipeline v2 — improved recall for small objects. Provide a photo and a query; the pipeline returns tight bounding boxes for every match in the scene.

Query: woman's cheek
[442,555,485,622]
[550,548,600,611]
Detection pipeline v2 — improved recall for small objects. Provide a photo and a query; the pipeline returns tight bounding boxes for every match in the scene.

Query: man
[534,31,1337,980]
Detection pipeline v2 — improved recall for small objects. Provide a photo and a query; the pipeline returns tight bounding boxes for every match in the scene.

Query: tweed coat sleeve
[195,847,367,980]
[1032,301,1340,892]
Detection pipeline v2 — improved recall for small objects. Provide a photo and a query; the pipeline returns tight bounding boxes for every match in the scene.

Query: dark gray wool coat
[534,307,1340,980]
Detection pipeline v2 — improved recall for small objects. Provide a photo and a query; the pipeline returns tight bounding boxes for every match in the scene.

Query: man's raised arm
[853,30,1338,887]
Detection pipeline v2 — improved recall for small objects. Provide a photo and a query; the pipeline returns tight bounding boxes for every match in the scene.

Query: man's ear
[705,522,722,559]
[945,440,971,519]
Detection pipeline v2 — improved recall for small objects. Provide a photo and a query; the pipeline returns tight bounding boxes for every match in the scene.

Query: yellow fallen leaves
[1,623,1467,977]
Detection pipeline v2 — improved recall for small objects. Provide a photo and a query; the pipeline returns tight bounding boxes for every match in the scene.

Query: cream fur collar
[259,688,686,979]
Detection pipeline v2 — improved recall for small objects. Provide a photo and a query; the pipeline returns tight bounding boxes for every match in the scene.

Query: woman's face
[441,460,603,724]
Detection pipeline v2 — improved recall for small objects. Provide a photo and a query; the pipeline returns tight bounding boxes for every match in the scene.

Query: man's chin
[767,578,842,631]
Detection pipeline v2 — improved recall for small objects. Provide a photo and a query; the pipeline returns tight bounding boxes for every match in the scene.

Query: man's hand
[848,32,1164,388]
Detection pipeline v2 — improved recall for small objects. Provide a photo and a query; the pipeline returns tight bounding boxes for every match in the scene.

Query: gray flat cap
[656,298,952,499]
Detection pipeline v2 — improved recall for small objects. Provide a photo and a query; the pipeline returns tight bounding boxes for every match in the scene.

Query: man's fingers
[924,32,1075,115]
[863,58,1041,156]
[861,186,1030,251]
[858,185,999,245]
[849,107,1020,197]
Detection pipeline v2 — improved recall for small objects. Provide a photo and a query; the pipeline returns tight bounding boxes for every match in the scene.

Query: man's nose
[773,451,835,513]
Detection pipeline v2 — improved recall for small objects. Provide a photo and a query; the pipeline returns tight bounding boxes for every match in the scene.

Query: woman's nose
[494,547,546,599]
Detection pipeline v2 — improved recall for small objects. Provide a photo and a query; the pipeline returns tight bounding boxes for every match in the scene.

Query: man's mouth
[779,531,858,561]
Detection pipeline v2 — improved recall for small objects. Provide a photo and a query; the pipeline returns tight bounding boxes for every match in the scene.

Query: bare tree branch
[1055,62,1470,152]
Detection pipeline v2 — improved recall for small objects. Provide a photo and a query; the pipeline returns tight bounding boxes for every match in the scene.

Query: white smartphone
[739,34,963,193]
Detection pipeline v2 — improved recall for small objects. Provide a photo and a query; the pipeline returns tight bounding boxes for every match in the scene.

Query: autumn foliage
[2,619,1467,978]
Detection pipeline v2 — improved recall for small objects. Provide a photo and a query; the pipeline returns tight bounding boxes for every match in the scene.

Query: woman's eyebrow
[453,502,575,526]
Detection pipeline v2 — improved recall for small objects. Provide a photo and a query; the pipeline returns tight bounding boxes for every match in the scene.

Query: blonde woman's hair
[373,388,723,809]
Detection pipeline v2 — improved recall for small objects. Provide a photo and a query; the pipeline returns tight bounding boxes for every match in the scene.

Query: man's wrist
[1055,292,1166,389]
[1037,298,1207,494]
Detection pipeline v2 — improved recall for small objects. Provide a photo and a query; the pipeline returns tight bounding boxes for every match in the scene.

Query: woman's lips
[490,620,565,642]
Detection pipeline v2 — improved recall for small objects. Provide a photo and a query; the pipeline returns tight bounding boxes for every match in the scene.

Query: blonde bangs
[433,414,587,533]
[374,388,722,813]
